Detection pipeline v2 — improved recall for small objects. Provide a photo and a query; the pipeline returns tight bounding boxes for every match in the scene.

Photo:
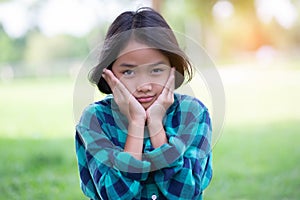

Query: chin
[142,102,154,110]
[142,104,150,110]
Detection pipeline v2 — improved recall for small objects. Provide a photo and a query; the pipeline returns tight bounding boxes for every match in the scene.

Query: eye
[122,70,135,77]
[151,68,164,74]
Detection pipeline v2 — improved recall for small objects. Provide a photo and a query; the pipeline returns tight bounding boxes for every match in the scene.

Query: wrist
[147,120,164,137]
[127,120,145,139]
[148,125,168,148]
[124,135,143,160]
[147,119,162,129]
[129,119,146,128]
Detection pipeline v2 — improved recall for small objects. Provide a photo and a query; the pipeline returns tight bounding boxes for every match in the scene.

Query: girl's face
[112,40,171,109]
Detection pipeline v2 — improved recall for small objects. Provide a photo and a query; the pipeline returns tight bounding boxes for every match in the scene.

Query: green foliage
[0,26,25,63]
[24,32,90,65]
[0,26,90,72]
[1,0,300,71]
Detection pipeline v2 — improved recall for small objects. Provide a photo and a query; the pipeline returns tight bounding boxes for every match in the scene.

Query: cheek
[152,83,165,94]
[112,70,136,93]
[152,74,169,88]
[119,79,137,93]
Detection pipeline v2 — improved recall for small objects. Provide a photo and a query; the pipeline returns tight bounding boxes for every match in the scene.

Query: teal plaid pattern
[75,93,213,200]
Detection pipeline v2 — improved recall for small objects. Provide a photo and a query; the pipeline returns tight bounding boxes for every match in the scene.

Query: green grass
[0,77,86,199]
[0,77,75,138]
[0,66,299,199]
[0,139,85,200]
[205,121,300,200]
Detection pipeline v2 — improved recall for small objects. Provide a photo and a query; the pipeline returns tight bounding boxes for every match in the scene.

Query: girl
[75,7,212,200]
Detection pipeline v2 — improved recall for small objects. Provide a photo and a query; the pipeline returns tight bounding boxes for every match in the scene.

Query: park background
[0,0,299,199]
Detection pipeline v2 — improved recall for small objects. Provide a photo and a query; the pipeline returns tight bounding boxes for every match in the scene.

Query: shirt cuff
[144,136,186,170]
[112,151,151,181]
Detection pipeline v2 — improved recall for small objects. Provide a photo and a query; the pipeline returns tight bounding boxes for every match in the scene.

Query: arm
[75,105,151,200]
[147,121,168,148]
[146,67,175,148]
[102,69,146,160]
[123,121,145,160]
[75,131,101,200]
[145,103,213,199]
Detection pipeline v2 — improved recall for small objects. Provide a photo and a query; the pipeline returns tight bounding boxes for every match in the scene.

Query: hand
[102,69,146,125]
[146,67,175,129]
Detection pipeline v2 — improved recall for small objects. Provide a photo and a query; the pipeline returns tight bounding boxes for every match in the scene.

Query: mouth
[136,95,155,103]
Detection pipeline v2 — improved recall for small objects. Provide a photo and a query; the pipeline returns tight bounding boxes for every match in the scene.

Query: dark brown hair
[89,7,193,94]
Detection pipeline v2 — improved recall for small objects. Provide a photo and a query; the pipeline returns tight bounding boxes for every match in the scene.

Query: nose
[136,82,152,93]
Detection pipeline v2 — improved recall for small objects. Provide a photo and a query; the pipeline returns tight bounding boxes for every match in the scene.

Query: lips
[136,96,155,103]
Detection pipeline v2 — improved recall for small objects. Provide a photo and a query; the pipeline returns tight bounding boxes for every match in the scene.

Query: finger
[102,70,125,102]
[168,67,175,91]
[166,68,175,101]
[101,69,112,87]
[162,67,175,95]
[102,69,118,89]
[103,69,133,102]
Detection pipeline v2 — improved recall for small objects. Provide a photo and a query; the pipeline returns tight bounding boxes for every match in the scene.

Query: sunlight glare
[212,0,234,21]
[0,0,152,37]
[255,0,298,29]
[37,0,98,37]
[0,1,29,38]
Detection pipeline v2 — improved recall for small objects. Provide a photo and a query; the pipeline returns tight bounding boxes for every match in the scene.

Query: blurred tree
[0,24,25,64]
[24,31,89,65]
[152,0,163,12]
[229,0,269,51]
[162,0,299,62]
[181,0,218,43]
[187,0,299,51]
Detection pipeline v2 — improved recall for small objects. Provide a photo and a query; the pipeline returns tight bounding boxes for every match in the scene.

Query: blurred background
[0,0,299,199]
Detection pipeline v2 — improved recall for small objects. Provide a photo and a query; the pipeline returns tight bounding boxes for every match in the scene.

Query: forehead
[120,40,150,54]
[115,40,169,65]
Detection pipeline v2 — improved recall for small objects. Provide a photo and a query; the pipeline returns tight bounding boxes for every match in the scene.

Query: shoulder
[165,93,212,143]
[173,93,208,113]
[78,95,114,124]
[83,95,113,113]
[166,93,210,127]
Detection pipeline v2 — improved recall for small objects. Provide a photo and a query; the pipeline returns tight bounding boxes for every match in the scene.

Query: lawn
[0,66,299,199]
[0,77,86,199]
[205,121,300,200]
[0,138,85,200]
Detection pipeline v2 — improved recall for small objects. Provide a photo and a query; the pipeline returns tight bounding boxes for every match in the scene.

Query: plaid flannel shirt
[75,93,213,200]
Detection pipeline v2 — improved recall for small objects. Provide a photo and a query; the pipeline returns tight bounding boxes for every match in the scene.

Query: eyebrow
[119,63,137,68]
[119,61,168,68]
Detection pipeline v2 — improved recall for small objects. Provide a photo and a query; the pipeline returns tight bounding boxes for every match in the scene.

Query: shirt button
[151,194,157,200]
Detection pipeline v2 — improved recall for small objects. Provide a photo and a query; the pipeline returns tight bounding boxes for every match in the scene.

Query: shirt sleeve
[75,104,151,200]
[144,101,213,199]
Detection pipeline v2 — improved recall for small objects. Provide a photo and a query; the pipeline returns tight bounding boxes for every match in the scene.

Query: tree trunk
[152,0,163,12]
